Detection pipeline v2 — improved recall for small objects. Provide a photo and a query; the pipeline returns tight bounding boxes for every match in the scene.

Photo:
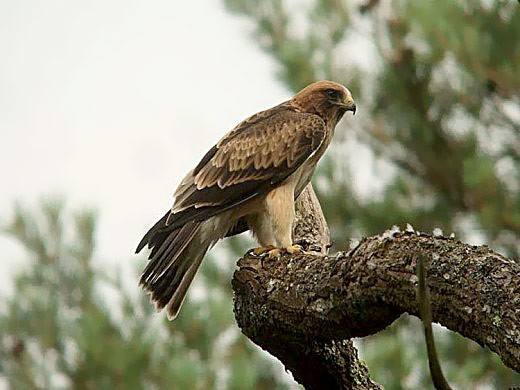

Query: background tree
[2,1,519,388]
[223,0,519,388]
[0,201,288,389]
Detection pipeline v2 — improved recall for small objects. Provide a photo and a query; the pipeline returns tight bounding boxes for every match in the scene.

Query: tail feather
[141,221,200,285]
[149,230,177,261]
[167,254,205,319]
[137,214,210,319]
[147,237,205,309]
[136,211,170,253]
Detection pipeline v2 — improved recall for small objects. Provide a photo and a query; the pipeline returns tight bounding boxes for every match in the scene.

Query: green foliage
[224,0,519,387]
[0,201,289,389]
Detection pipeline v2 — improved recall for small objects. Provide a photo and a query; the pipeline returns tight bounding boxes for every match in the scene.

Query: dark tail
[136,211,170,254]
[136,213,209,319]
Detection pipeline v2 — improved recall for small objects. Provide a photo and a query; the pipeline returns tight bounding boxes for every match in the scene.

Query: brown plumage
[136,80,356,319]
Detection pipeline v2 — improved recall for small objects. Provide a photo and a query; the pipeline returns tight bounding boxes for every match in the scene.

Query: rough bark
[293,184,331,255]
[232,185,520,388]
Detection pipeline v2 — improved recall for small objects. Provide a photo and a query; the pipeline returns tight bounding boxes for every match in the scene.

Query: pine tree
[0,200,289,389]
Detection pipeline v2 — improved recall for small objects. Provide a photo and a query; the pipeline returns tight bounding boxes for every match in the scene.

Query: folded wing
[170,105,325,223]
[137,104,326,253]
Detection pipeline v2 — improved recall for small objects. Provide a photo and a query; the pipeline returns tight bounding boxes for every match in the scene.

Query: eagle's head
[291,80,356,126]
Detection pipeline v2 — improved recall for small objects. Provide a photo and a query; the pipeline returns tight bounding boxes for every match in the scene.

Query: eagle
[136,80,356,319]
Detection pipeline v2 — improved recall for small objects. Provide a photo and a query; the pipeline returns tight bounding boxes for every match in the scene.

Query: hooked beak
[338,98,356,115]
[345,99,356,115]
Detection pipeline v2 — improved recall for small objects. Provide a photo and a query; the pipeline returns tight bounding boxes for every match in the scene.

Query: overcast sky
[0,0,291,285]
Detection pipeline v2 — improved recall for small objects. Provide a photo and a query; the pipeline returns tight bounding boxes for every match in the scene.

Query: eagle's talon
[249,247,283,269]
[250,245,305,258]
[249,245,276,257]
[286,244,305,255]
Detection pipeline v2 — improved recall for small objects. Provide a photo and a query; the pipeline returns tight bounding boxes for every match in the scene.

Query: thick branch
[233,228,520,384]
[234,185,382,389]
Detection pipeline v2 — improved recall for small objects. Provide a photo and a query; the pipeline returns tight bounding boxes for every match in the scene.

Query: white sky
[0,0,289,282]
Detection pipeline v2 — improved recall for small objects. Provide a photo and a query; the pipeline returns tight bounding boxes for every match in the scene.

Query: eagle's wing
[136,105,326,253]
[170,105,325,225]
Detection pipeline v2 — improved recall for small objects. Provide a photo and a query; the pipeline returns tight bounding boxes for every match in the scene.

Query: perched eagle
[136,80,356,319]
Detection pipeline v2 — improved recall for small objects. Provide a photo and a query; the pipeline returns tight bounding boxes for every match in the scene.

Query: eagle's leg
[248,179,309,258]
[247,213,276,258]
[264,180,307,257]
[247,211,277,257]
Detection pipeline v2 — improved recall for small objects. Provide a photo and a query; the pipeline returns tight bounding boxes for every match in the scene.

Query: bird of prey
[136,80,356,319]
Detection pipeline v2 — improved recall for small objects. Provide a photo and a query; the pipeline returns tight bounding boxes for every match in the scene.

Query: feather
[136,211,169,253]
[138,220,207,318]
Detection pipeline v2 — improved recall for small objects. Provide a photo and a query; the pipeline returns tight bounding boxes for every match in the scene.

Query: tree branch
[232,186,520,387]
[293,183,331,254]
[233,185,382,389]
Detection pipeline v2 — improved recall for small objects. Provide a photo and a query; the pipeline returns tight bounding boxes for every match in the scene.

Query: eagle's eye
[326,89,340,100]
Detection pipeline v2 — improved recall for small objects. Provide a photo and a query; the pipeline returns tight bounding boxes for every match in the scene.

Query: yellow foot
[249,244,306,258]
[266,248,282,258]
[266,245,306,258]
[286,244,305,255]
[250,245,276,256]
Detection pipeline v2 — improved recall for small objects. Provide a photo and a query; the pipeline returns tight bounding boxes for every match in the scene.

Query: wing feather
[166,104,326,228]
